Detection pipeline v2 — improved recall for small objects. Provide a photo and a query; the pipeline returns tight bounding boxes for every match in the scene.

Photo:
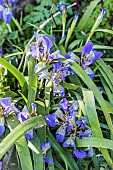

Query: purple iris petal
[42,35,53,53]
[25,129,33,140]
[0,117,5,136]
[90,51,103,63]
[55,108,64,119]
[31,103,37,113]
[73,149,86,158]
[17,106,29,123]
[0,0,4,5]
[76,117,87,129]
[34,62,45,73]
[45,114,58,127]
[56,126,66,143]
[38,70,50,80]
[66,116,75,132]
[0,161,2,170]
[59,98,69,112]
[84,67,95,79]
[53,61,63,72]
[41,141,51,154]
[0,98,19,114]
[29,44,39,59]
[87,147,94,157]
[44,157,54,164]
[0,46,2,55]
[79,129,92,138]
[57,2,68,13]
[65,52,79,62]
[98,86,103,94]
[69,101,78,116]
[0,97,11,108]
[82,42,93,56]
[97,8,107,21]
[74,13,79,21]
[0,5,4,19]
[63,137,76,148]
[53,85,65,97]
[3,7,13,24]
[48,50,64,61]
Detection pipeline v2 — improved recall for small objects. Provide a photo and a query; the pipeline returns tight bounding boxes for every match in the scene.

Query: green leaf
[76,137,113,151]
[68,39,81,51]
[0,57,27,94]
[47,149,54,170]
[96,58,113,86]
[100,77,113,103]
[60,82,79,90]
[0,115,46,159]
[77,0,100,31]
[6,114,33,170]
[96,65,113,93]
[28,56,37,108]
[83,89,112,166]
[31,136,44,170]
[45,80,51,115]
[93,45,113,50]
[95,29,113,35]
[47,129,79,170]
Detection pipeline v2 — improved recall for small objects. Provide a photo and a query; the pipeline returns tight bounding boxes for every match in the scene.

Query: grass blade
[6,114,33,170]
[83,89,112,166]
[77,0,100,31]
[0,57,27,94]
[28,56,37,108]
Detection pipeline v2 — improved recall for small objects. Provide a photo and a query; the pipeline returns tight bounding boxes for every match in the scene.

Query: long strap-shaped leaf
[47,129,79,170]
[67,60,113,134]
[96,58,113,85]
[83,90,113,167]
[0,115,46,159]
[28,56,37,108]
[77,0,100,31]
[6,114,33,170]
[0,57,27,94]
[76,137,113,152]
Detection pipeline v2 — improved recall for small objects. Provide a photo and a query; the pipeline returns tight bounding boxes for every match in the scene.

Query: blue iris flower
[59,98,69,112]
[41,141,51,154]
[63,136,76,148]
[81,41,103,67]
[45,114,58,127]
[57,2,69,13]
[87,147,94,157]
[56,126,66,143]
[3,7,13,24]
[53,85,65,97]
[44,157,54,164]
[73,149,86,158]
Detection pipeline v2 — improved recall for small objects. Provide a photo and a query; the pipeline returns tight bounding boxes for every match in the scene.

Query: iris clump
[46,98,93,159]
[0,0,18,24]
[27,33,103,99]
